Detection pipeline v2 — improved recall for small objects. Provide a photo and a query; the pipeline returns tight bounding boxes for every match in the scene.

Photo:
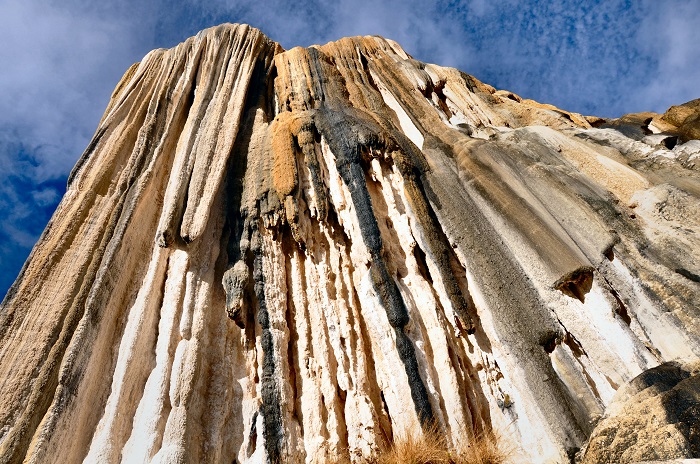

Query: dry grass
[275,425,509,463]
[376,425,508,464]
[450,432,507,464]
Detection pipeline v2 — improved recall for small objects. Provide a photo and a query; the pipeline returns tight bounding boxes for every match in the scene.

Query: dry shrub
[281,448,353,464]
[451,431,507,464]
[377,426,450,464]
[273,427,509,463]
[376,424,508,464]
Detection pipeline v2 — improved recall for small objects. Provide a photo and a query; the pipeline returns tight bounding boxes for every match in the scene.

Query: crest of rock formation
[1,23,699,463]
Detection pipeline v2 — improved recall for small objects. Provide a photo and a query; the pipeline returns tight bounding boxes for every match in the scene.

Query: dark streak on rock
[251,227,283,464]
[314,104,434,425]
[219,46,284,463]
[676,268,700,283]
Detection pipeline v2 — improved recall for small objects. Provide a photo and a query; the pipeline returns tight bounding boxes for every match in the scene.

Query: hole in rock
[419,80,433,98]
[380,390,392,425]
[610,288,632,325]
[360,52,369,72]
[663,136,678,150]
[553,110,574,123]
[337,384,347,404]
[566,446,581,464]
[603,245,615,261]
[554,267,594,303]
[433,83,453,119]
[456,123,474,136]
[540,331,559,354]
[412,244,433,284]
[563,333,585,358]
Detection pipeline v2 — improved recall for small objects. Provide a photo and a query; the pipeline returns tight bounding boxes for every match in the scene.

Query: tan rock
[582,361,700,463]
[660,98,700,142]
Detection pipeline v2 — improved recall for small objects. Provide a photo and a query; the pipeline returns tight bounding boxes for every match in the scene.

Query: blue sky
[1,0,699,300]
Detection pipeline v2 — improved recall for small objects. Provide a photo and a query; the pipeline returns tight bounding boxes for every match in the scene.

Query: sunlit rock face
[1,23,699,464]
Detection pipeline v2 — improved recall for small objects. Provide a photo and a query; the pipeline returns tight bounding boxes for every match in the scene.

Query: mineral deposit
[1,24,699,463]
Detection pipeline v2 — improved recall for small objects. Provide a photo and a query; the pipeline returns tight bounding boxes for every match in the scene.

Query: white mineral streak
[1,23,699,464]
[83,245,168,463]
[122,249,189,462]
[370,70,424,150]
[610,258,699,360]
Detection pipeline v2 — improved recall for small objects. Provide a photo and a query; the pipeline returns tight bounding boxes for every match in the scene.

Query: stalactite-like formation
[1,24,699,463]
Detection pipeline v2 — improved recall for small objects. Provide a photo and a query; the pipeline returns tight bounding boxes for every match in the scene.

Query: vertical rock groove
[1,23,700,464]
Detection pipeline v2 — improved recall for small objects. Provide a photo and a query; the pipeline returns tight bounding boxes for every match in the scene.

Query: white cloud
[1,0,698,185]
[0,0,157,181]
[0,0,158,291]
[635,0,700,113]
[31,188,59,207]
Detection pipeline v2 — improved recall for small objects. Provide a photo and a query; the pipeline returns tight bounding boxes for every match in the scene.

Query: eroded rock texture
[582,361,700,463]
[1,23,699,463]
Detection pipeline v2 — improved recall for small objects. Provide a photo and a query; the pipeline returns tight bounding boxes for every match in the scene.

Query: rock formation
[582,361,700,463]
[1,23,699,463]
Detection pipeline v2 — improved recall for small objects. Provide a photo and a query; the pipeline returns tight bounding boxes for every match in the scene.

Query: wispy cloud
[635,1,700,113]
[0,0,152,180]
[0,0,155,298]
[166,0,700,117]
[1,0,699,299]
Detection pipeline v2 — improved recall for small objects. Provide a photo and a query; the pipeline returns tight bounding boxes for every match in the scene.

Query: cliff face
[1,23,699,464]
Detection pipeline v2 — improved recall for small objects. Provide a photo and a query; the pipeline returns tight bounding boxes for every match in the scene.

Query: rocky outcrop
[657,98,700,143]
[0,23,699,463]
[582,361,700,463]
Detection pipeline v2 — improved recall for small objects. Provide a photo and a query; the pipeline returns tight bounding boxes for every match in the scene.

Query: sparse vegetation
[277,425,508,463]
[376,424,508,464]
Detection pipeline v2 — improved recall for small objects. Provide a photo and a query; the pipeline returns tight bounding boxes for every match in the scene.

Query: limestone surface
[0,23,699,464]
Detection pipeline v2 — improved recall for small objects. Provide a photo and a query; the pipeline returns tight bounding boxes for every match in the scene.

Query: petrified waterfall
[1,23,699,463]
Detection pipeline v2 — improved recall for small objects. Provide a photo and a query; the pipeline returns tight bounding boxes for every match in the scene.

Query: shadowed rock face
[0,23,699,464]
